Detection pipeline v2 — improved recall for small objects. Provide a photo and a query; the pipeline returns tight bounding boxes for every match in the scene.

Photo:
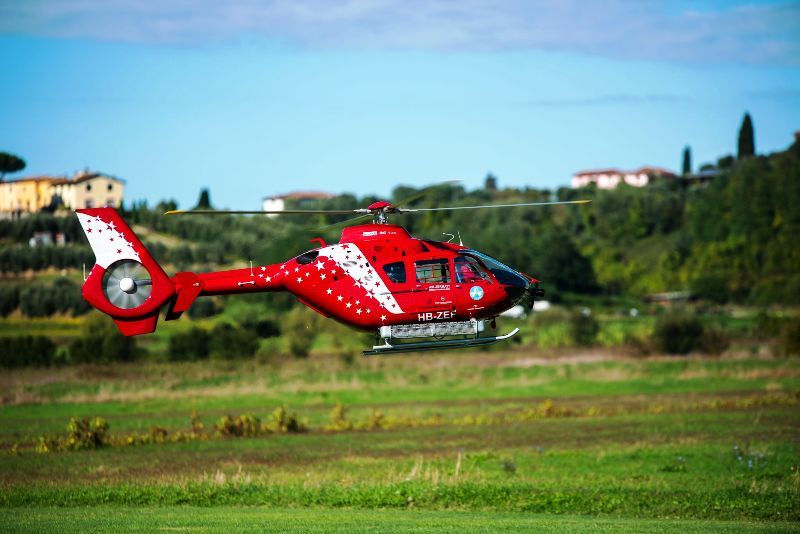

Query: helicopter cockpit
[459,250,529,288]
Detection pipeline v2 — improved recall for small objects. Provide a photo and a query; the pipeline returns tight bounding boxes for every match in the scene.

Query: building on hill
[262,191,335,217]
[571,166,677,189]
[0,170,124,216]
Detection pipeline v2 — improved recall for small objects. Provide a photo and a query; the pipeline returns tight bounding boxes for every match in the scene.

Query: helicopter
[76,194,590,355]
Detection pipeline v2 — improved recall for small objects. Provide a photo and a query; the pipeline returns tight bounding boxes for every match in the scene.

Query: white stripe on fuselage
[321,243,403,314]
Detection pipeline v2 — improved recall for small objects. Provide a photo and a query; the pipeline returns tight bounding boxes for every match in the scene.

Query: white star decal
[356,309,362,315]
[294,267,299,272]
[381,314,387,321]
[305,271,310,277]
[337,295,343,302]
[315,260,326,271]
[320,273,327,280]
[258,274,264,278]
[366,309,371,313]
[346,302,352,308]
[326,288,333,295]
[284,271,290,276]
[266,276,272,282]
[355,300,360,305]
[260,266,266,272]
[330,269,336,275]
[296,277,303,283]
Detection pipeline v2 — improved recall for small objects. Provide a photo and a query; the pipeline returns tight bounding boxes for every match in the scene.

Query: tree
[681,146,692,176]
[737,112,755,159]
[484,173,498,191]
[0,152,26,181]
[194,188,213,210]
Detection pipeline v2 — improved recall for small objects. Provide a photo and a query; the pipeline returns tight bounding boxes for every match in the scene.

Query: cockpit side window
[296,250,319,265]
[382,261,406,283]
[415,259,450,284]
[455,256,492,283]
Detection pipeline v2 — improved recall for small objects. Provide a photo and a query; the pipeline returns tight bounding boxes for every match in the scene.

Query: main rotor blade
[164,209,360,216]
[400,199,592,212]
[315,213,373,231]
[393,180,463,208]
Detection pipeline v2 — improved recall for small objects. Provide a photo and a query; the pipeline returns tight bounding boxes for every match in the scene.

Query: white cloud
[1,0,798,65]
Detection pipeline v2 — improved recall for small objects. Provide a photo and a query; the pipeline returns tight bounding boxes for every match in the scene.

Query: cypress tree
[737,112,755,159]
[682,146,692,176]
[195,188,213,210]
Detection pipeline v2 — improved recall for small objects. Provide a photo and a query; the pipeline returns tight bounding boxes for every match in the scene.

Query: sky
[1,0,799,210]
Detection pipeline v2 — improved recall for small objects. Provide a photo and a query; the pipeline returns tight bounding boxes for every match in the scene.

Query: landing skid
[364,328,520,356]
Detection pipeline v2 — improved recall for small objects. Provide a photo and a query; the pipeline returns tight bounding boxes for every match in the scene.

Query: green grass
[0,352,798,529]
[2,507,796,533]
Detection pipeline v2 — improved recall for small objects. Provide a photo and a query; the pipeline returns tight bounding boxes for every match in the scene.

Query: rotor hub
[119,277,136,294]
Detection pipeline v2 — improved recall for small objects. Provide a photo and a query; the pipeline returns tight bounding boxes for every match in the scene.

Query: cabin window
[107,184,113,191]
[455,256,492,283]
[382,262,406,283]
[86,184,92,191]
[415,259,450,284]
[296,250,319,265]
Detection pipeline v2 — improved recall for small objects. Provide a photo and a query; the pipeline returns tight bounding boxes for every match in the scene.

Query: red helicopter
[76,195,589,355]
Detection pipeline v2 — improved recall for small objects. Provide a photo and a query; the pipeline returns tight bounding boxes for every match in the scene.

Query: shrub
[215,414,261,437]
[284,307,315,358]
[699,326,730,356]
[65,417,109,450]
[569,310,599,346]
[69,313,137,363]
[0,335,56,367]
[168,327,210,361]
[208,323,259,360]
[652,311,704,355]
[187,298,218,319]
[268,406,304,433]
[777,317,800,357]
[325,402,353,431]
[0,283,19,316]
[18,278,89,317]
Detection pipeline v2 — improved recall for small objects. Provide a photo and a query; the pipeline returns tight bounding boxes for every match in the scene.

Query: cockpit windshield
[460,250,528,288]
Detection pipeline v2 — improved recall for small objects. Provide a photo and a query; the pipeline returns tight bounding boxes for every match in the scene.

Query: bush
[186,298,219,319]
[18,278,89,317]
[0,336,56,367]
[0,283,19,316]
[65,417,109,450]
[208,322,259,360]
[168,327,211,361]
[284,307,316,358]
[69,313,137,363]
[777,317,800,357]
[569,310,599,346]
[699,326,730,356]
[652,311,704,355]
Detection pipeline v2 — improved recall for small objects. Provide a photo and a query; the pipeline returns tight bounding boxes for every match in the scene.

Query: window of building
[382,262,406,283]
[86,183,92,191]
[415,259,450,284]
[454,256,492,283]
[107,184,113,191]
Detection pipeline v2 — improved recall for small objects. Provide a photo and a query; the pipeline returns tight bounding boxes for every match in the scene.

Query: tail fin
[77,208,175,335]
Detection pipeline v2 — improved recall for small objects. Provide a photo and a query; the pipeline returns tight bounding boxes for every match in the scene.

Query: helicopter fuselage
[192,223,537,331]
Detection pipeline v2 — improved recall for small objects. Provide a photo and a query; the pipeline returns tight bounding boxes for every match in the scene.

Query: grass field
[1,350,798,532]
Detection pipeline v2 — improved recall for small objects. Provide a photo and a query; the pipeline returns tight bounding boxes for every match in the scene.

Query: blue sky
[1,1,799,209]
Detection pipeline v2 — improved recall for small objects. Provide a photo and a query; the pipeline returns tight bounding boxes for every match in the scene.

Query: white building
[571,167,676,190]
[262,191,334,216]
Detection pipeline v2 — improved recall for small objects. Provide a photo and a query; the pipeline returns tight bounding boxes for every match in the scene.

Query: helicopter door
[453,255,493,314]
[412,259,455,319]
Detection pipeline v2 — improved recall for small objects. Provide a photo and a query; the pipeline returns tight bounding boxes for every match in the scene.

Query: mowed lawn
[0,350,798,532]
